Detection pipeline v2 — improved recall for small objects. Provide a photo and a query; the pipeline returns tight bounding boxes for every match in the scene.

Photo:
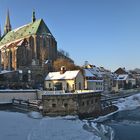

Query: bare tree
[53,58,81,71]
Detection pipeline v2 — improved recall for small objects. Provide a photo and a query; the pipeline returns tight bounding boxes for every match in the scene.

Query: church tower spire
[32,10,36,22]
[4,9,12,35]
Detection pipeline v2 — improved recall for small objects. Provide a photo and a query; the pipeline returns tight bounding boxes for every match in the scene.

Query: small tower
[4,9,12,35]
[32,10,36,22]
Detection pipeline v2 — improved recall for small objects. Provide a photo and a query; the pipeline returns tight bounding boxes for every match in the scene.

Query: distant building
[114,67,128,75]
[113,68,136,91]
[98,67,113,92]
[44,67,85,92]
[84,68,103,91]
[129,69,140,87]
[83,62,112,92]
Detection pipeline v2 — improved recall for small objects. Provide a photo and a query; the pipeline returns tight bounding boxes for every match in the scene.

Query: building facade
[113,67,136,91]
[0,10,57,86]
[84,68,103,91]
[45,67,85,92]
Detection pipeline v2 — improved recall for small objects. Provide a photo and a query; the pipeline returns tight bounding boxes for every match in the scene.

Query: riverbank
[0,89,139,119]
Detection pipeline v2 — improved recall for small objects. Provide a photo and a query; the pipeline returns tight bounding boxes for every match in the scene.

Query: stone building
[42,91,101,118]
[0,10,57,86]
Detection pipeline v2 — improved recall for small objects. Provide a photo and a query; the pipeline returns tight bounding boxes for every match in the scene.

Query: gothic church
[0,10,57,86]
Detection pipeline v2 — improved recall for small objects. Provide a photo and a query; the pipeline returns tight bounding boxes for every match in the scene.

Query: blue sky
[0,0,140,71]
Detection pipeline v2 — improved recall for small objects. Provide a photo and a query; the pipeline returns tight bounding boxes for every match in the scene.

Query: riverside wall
[42,92,102,118]
[0,90,39,103]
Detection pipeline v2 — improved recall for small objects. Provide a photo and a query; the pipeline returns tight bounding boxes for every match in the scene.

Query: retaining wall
[42,92,101,118]
[0,90,38,103]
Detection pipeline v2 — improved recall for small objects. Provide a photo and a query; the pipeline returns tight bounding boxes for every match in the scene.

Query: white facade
[84,69,103,91]
[44,70,85,92]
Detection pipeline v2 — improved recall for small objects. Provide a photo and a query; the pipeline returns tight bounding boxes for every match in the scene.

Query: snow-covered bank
[116,92,140,111]
[94,92,140,122]
[83,92,140,140]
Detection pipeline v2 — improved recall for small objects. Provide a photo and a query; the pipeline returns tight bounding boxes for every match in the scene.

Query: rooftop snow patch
[45,70,80,80]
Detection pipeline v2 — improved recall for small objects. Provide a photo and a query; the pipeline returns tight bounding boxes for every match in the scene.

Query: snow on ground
[1,93,140,140]
[0,111,39,140]
[28,116,101,140]
[116,93,140,111]
[0,111,101,140]
[29,92,140,140]
[95,93,140,123]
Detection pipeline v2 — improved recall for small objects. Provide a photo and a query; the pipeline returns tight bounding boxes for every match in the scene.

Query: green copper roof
[0,19,45,46]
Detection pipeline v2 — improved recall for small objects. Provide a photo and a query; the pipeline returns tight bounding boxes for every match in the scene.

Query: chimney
[60,66,66,74]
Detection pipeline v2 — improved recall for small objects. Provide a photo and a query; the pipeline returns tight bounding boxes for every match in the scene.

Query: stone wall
[0,90,38,103]
[42,92,101,118]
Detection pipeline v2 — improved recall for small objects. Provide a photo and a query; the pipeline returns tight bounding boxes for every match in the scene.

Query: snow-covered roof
[45,70,80,80]
[84,69,96,77]
[84,68,103,78]
[117,74,128,81]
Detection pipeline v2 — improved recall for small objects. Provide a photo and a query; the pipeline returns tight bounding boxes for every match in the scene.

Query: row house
[84,68,103,91]
[83,63,112,92]
[112,68,136,92]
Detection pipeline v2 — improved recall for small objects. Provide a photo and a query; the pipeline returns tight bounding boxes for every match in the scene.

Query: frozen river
[0,110,99,140]
[1,93,140,140]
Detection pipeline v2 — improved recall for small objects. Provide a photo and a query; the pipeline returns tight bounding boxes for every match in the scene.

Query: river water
[1,93,140,140]
[107,107,140,140]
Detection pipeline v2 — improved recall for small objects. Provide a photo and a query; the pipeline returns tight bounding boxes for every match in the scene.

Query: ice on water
[1,93,140,140]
